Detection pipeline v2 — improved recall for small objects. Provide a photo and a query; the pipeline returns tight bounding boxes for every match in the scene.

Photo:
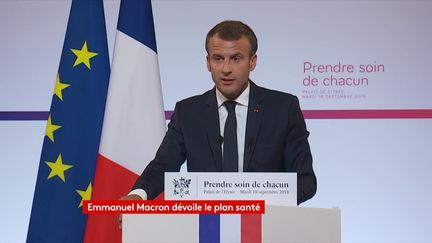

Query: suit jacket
[133,81,317,204]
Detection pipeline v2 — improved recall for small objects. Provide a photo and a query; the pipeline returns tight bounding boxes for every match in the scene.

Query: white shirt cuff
[128,189,147,200]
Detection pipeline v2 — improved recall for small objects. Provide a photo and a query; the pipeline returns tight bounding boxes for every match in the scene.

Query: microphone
[217,136,224,146]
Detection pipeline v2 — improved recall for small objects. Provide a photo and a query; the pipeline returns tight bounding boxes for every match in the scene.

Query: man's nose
[222,60,232,74]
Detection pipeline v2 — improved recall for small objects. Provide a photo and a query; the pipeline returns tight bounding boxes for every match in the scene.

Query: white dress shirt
[215,83,249,172]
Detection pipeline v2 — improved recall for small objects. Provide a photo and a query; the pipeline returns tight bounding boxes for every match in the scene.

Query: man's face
[206,35,257,100]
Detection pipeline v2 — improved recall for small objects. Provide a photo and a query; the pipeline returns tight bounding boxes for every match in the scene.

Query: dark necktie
[223,101,238,172]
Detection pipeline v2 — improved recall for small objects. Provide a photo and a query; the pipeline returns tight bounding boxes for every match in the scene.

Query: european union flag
[27,0,109,242]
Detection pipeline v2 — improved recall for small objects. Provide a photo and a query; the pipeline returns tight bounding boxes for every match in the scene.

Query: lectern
[123,205,341,243]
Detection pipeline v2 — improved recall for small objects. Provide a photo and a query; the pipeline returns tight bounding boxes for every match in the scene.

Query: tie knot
[223,101,237,113]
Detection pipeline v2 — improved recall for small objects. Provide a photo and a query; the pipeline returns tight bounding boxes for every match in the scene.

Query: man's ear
[206,55,211,71]
[249,54,257,71]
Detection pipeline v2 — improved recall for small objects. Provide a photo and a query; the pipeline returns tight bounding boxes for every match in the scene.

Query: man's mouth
[221,78,235,85]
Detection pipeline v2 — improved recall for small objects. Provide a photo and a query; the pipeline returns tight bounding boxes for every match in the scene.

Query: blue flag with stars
[27,0,109,242]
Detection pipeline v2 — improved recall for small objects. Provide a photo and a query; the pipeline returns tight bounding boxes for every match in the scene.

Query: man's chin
[220,90,239,100]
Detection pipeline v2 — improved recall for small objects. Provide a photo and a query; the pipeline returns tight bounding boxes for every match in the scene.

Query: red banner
[83,200,265,214]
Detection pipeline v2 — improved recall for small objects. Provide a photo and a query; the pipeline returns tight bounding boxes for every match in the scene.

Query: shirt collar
[215,81,250,108]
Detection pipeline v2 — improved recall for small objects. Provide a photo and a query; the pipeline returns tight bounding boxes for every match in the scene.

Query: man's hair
[205,20,258,57]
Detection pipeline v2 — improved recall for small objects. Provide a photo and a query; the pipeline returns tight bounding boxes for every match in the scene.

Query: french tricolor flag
[123,213,262,243]
[199,214,262,243]
[84,0,166,242]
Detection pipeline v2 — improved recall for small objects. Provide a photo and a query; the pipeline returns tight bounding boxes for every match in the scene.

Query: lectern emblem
[172,177,191,198]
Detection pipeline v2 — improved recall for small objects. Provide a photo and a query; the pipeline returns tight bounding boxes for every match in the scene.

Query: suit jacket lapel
[244,81,264,171]
[205,88,223,171]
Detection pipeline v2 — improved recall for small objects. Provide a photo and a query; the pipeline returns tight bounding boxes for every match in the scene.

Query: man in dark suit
[121,20,316,205]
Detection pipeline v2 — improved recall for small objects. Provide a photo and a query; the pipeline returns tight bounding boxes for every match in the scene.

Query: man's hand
[120,194,143,201]
[118,194,143,230]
